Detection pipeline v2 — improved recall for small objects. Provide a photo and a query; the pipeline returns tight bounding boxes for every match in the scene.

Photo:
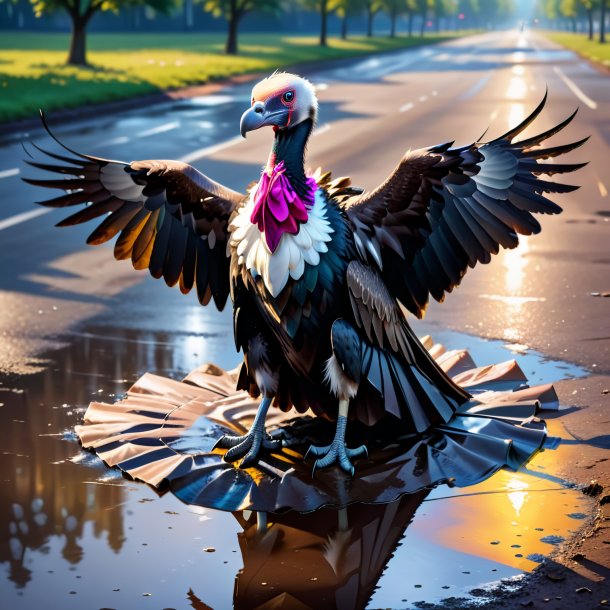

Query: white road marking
[598,180,608,198]
[419,95,428,102]
[179,135,244,164]
[0,207,53,232]
[137,121,180,138]
[101,136,130,147]
[460,72,492,101]
[399,102,414,113]
[553,66,597,110]
[189,94,236,106]
[0,168,20,179]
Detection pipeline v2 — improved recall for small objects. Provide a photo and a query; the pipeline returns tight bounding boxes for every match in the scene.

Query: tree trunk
[601,0,607,43]
[571,17,576,32]
[587,9,593,40]
[341,14,348,40]
[408,11,414,37]
[67,16,88,66]
[184,0,193,31]
[320,0,328,46]
[390,10,396,37]
[225,2,239,54]
[420,13,426,37]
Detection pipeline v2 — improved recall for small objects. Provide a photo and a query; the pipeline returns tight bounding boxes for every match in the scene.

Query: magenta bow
[250,161,317,253]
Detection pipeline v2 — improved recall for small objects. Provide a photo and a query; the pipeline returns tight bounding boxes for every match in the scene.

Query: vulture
[24,72,586,475]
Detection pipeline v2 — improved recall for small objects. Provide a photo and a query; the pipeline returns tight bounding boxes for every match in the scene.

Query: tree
[23,0,176,66]
[560,0,578,30]
[300,0,333,46]
[381,0,405,36]
[580,0,598,40]
[431,0,457,30]
[331,0,365,39]
[364,0,381,36]
[601,0,607,41]
[415,0,433,36]
[406,0,417,35]
[201,0,282,54]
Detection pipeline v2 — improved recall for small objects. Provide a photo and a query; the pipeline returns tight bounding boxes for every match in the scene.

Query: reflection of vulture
[230,492,429,610]
[25,73,585,474]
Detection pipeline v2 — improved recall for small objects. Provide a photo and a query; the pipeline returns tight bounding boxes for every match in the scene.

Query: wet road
[0,28,608,609]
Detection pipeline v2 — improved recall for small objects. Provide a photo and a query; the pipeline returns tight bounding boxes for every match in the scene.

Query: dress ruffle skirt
[75,335,559,513]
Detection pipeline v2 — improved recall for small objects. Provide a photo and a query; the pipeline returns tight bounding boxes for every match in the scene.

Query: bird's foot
[305,441,368,476]
[213,428,282,468]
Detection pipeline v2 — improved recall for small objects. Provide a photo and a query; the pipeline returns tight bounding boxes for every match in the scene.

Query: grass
[0,30,478,123]
[542,30,610,69]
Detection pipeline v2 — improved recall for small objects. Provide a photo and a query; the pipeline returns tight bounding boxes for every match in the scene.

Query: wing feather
[23,117,245,310]
[343,95,585,317]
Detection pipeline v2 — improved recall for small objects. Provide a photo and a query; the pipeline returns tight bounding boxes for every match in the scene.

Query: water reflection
[0,322,225,591]
[0,322,592,609]
[231,493,429,610]
[0,335,130,588]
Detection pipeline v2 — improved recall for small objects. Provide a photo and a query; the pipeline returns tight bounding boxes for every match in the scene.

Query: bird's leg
[213,395,281,468]
[214,333,282,468]
[306,320,368,476]
[306,398,368,476]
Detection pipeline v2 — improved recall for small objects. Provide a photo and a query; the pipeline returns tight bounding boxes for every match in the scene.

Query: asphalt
[0,29,608,609]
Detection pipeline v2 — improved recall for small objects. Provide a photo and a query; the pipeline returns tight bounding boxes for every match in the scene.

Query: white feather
[302,247,320,267]
[291,256,305,280]
[229,188,334,296]
[293,226,312,250]
[267,239,291,297]
[324,354,359,400]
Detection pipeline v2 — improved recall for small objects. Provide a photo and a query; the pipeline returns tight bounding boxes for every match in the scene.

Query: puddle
[417,326,588,389]
[0,321,593,609]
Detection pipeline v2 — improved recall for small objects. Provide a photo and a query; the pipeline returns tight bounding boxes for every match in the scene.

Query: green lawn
[543,31,610,68]
[0,31,477,123]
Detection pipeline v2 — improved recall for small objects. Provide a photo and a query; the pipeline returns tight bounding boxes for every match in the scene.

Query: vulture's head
[240,72,318,138]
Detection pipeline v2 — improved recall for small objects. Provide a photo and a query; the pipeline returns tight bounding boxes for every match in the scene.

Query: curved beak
[240,103,289,138]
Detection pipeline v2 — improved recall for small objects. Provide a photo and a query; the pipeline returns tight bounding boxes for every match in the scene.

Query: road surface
[0,29,608,609]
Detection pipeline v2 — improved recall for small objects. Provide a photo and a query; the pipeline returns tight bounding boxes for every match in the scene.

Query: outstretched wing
[23,115,245,309]
[343,93,587,318]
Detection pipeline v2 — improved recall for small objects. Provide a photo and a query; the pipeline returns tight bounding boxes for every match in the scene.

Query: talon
[305,444,331,460]
[307,441,368,476]
[213,433,245,450]
[213,425,282,467]
[224,435,254,463]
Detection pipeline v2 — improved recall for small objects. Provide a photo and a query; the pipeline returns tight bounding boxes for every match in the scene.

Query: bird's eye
[282,90,295,104]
